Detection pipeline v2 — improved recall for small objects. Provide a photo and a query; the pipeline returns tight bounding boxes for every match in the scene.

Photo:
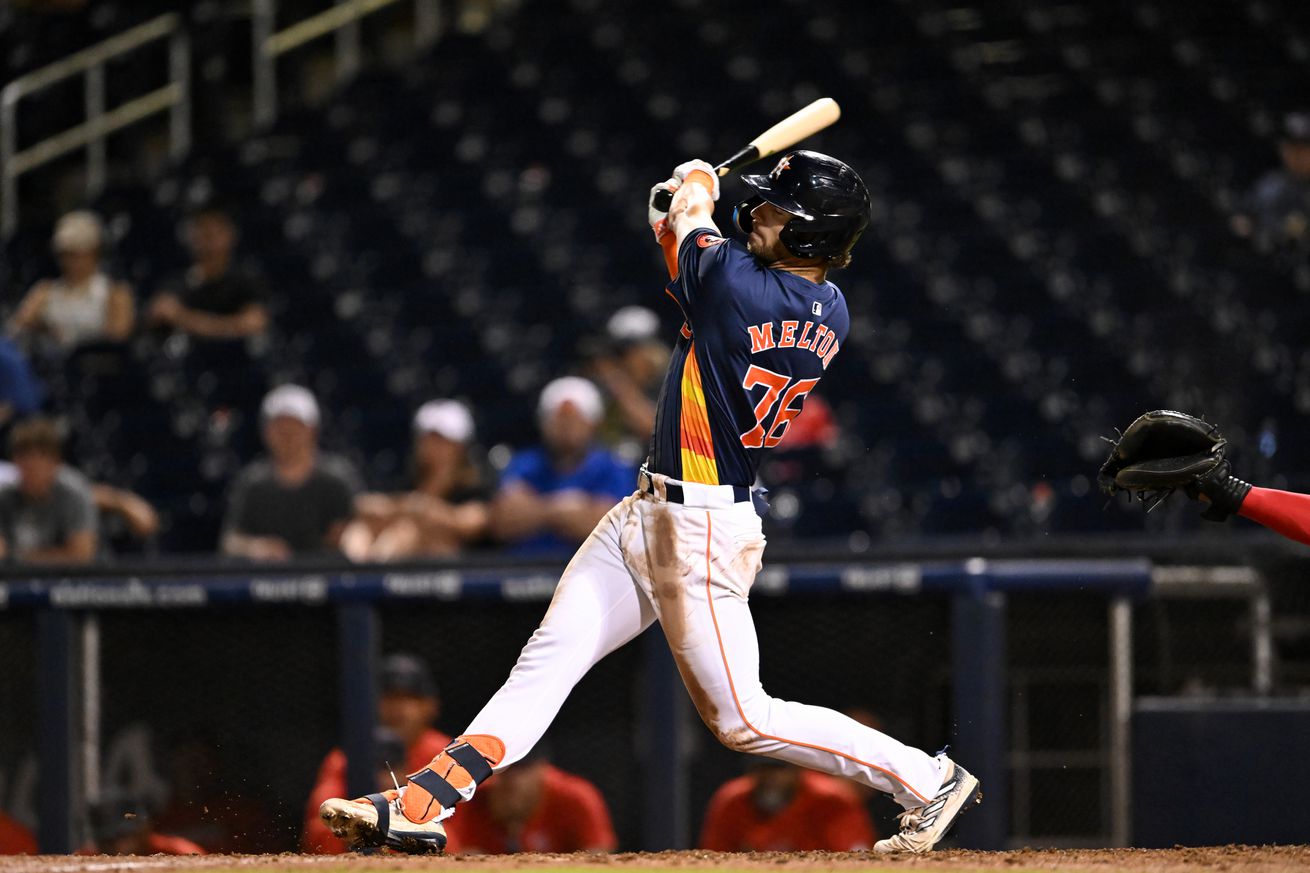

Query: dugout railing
[0,545,1284,854]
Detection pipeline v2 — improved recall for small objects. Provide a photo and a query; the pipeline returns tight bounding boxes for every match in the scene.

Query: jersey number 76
[740,364,820,449]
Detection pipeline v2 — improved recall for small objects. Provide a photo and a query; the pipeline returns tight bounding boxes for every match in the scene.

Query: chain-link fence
[0,554,1298,853]
[94,608,338,851]
[0,612,37,845]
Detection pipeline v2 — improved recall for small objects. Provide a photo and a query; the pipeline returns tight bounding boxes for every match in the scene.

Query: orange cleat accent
[399,734,506,824]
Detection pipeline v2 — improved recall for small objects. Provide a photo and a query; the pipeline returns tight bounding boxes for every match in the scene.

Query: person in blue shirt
[0,338,43,428]
[490,377,633,555]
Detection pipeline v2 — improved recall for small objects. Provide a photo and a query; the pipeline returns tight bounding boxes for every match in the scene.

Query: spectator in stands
[83,791,205,856]
[0,416,97,564]
[147,201,269,341]
[7,210,134,354]
[443,744,615,854]
[1232,111,1310,250]
[148,200,271,428]
[490,377,634,555]
[342,400,490,561]
[0,338,43,429]
[303,654,450,854]
[92,483,160,554]
[589,305,669,449]
[699,758,876,852]
[221,385,360,560]
[0,810,35,855]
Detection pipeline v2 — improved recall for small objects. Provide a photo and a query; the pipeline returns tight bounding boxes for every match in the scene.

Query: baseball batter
[321,152,981,854]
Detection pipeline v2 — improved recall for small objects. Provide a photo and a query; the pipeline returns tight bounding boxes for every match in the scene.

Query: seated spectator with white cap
[341,399,491,561]
[490,377,635,555]
[221,385,361,560]
[589,305,670,449]
[8,210,134,354]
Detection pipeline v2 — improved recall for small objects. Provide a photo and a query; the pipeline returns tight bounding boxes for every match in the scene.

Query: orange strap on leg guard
[400,734,506,824]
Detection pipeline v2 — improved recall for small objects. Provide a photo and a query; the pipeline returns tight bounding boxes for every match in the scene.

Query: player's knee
[713,721,768,753]
[704,699,772,753]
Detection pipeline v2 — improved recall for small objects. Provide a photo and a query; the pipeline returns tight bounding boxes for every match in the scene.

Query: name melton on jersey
[746,319,840,367]
[648,230,851,489]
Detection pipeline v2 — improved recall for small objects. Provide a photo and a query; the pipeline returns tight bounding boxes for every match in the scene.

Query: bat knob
[652,188,674,213]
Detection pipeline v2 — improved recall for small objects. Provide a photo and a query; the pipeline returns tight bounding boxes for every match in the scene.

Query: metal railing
[0,13,190,238]
[253,0,443,128]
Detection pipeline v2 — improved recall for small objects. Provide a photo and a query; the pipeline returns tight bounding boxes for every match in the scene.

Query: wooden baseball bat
[653,97,841,211]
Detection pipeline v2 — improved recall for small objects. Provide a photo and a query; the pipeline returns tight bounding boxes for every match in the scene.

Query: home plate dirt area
[2,846,1308,873]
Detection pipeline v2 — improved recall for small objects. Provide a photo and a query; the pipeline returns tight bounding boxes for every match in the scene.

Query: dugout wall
[0,551,1293,854]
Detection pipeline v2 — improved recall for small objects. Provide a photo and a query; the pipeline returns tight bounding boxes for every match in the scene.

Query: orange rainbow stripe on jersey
[679,343,718,485]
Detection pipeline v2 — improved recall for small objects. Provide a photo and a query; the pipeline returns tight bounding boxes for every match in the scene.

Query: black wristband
[1195,462,1252,522]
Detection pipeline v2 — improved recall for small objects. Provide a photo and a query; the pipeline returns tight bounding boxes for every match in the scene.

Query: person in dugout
[699,758,876,852]
[303,655,449,853]
[442,743,615,855]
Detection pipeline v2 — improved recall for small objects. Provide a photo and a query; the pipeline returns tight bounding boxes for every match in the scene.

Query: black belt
[639,464,767,516]
[645,479,753,505]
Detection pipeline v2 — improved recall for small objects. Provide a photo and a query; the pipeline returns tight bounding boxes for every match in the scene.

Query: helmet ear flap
[733,196,764,235]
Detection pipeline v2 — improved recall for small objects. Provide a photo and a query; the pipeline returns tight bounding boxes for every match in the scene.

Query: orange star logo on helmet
[771,155,792,179]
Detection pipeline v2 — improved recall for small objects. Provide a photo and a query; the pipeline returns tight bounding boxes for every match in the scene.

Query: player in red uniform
[303,655,450,853]
[1190,458,1310,545]
[443,748,615,854]
[0,812,36,855]
[81,793,205,856]
[699,760,875,852]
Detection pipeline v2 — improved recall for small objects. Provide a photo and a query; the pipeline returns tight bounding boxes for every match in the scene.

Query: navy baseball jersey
[648,228,850,487]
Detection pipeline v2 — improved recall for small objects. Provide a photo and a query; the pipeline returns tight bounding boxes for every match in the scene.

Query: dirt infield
[1,846,1307,873]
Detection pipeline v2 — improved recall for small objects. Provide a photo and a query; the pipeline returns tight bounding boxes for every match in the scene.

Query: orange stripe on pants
[699,510,935,806]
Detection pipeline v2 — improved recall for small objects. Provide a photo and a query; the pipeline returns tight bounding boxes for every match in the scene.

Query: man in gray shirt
[0,417,97,564]
[222,384,360,560]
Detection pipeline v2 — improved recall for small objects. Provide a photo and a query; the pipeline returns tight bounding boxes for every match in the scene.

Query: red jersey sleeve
[0,814,36,854]
[147,833,207,855]
[565,775,617,851]
[697,778,749,851]
[818,791,876,850]
[301,748,348,854]
[1239,486,1310,546]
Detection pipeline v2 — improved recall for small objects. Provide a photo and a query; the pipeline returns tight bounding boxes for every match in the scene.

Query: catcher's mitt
[1098,410,1231,514]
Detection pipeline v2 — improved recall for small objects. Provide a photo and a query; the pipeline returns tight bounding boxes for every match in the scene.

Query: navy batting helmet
[732,150,871,261]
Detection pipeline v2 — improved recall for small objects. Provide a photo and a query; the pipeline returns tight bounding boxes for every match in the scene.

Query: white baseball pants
[463,487,945,809]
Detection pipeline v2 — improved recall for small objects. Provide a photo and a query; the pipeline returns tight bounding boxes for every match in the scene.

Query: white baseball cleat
[319,786,448,854]
[873,756,982,854]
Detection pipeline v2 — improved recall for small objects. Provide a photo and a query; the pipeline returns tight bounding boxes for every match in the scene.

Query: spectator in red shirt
[0,811,36,854]
[83,792,205,856]
[302,654,451,853]
[443,746,616,854]
[699,759,876,852]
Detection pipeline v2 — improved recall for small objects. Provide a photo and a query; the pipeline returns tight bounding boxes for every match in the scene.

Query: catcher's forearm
[1238,486,1310,546]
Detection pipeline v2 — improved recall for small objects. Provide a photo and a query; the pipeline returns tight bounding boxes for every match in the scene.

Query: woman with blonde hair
[9,211,134,352]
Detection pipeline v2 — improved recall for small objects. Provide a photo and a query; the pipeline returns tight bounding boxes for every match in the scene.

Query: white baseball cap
[414,400,475,443]
[261,384,320,427]
[52,210,103,253]
[607,305,661,343]
[538,376,604,425]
